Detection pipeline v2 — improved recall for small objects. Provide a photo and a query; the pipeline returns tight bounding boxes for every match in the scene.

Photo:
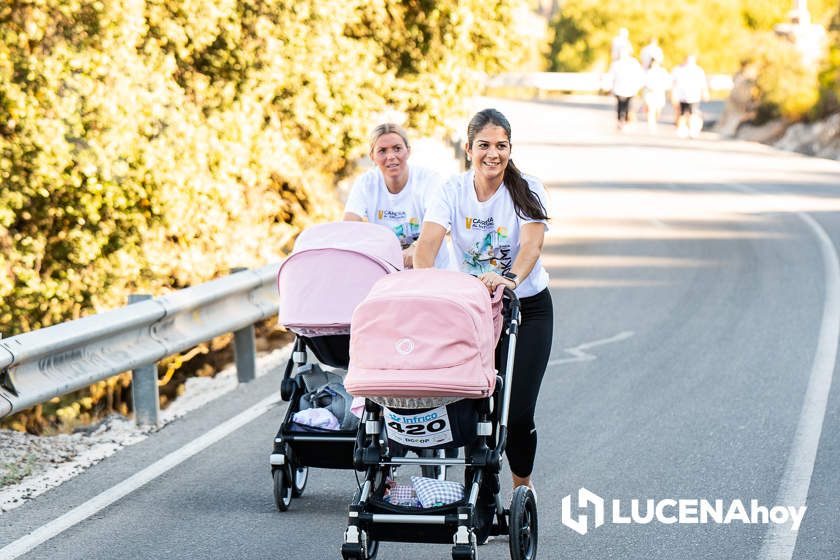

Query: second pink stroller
[341,269,537,560]
[269,221,401,517]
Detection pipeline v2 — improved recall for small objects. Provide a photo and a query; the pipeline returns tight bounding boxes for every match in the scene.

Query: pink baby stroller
[270,221,401,515]
[341,269,537,560]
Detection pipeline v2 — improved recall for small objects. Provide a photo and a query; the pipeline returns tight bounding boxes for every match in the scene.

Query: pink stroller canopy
[277,221,403,334]
[345,269,504,399]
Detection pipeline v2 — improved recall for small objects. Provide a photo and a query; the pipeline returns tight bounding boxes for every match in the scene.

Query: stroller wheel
[291,465,309,498]
[341,532,379,560]
[273,468,292,511]
[367,538,379,559]
[341,543,363,560]
[508,486,538,560]
[347,491,379,559]
[451,543,477,560]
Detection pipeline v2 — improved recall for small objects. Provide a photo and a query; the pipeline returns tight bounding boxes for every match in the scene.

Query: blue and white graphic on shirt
[376,209,421,249]
[462,216,511,275]
[423,170,551,298]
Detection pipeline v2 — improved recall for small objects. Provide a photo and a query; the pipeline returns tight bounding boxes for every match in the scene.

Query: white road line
[547,331,635,366]
[0,394,281,560]
[728,184,840,560]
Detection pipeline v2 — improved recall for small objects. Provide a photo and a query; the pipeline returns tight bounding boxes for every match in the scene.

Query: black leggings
[495,288,554,477]
[616,95,632,122]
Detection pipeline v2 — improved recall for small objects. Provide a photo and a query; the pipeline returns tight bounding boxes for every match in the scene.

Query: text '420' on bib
[383,405,453,448]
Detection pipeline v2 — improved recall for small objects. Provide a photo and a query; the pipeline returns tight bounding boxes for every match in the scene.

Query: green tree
[816,4,840,116]
[547,0,837,74]
[547,0,746,73]
[347,0,529,132]
[747,32,821,122]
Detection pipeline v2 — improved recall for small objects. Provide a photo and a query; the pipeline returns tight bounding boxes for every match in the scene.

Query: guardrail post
[231,267,257,384]
[128,294,160,427]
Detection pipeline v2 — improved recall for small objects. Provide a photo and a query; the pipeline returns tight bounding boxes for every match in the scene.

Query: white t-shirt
[345,165,453,269]
[609,56,643,98]
[643,66,671,109]
[644,66,671,94]
[672,63,708,103]
[424,170,550,298]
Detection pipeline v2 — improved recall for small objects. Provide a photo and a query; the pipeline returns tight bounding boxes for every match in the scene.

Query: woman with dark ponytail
[415,108,553,498]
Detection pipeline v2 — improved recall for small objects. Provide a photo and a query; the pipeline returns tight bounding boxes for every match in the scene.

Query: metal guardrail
[486,71,734,94]
[0,263,281,424]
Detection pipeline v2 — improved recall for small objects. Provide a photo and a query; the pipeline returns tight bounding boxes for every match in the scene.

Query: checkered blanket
[411,476,465,508]
[384,484,421,508]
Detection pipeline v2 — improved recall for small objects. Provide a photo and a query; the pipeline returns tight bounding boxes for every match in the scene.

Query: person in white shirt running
[344,123,452,269]
[608,46,644,131]
[642,58,671,131]
[415,108,553,498]
[671,55,710,138]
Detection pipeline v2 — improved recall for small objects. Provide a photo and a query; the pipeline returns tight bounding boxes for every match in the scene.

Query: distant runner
[671,55,710,138]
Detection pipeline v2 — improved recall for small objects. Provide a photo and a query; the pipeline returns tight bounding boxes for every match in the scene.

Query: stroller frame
[342,289,538,560]
[269,334,357,512]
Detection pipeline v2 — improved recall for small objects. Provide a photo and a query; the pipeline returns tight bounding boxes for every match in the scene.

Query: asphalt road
[3,96,840,560]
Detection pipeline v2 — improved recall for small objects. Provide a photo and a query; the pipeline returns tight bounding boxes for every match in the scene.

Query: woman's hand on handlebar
[478,271,515,293]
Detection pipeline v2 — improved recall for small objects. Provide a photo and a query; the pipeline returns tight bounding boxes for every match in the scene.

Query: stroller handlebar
[501,286,521,335]
[495,286,521,451]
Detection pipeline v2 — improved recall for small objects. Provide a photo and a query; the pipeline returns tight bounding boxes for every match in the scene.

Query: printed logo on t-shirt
[465,216,496,231]
[462,226,512,275]
[378,209,407,221]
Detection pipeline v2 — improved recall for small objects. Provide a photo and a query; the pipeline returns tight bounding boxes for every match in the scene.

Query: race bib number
[383,405,453,448]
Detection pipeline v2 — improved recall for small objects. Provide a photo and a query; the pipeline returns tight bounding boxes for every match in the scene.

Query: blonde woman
[344,123,451,269]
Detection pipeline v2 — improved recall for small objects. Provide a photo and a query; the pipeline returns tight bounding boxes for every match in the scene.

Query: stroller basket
[364,498,468,544]
[279,422,357,470]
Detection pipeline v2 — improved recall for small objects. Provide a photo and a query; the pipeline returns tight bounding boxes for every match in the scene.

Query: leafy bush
[0,0,528,336]
[744,33,821,123]
[0,0,529,433]
[816,8,840,117]
[347,0,532,131]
